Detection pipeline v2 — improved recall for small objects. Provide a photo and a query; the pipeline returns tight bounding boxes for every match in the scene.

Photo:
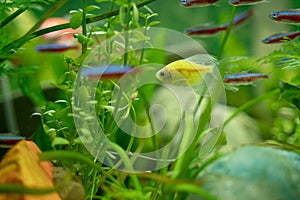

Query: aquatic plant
[0,0,300,200]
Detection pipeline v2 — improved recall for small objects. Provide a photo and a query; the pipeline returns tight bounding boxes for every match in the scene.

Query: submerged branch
[0,6,27,29]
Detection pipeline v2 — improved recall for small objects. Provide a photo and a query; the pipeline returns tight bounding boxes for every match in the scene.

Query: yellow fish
[156,59,212,86]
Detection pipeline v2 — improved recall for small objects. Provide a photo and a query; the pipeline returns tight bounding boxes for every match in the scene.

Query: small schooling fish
[262,31,300,44]
[181,0,220,7]
[186,25,227,36]
[270,10,300,24]
[35,43,79,53]
[230,9,254,27]
[156,59,212,86]
[0,135,26,148]
[224,73,269,84]
[186,10,253,36]
[229,0,266,6]
[81,65,136,79]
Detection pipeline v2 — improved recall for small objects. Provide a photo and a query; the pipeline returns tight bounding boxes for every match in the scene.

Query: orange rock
[0,140,61,200]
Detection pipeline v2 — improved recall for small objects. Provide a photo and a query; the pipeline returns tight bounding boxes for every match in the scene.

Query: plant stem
[0,6,27,29]
[123,1,132,65]
[224,88,281,127]
[139,17,149,65]
[39,150,103,171]
[109,143,142,191]
[139,89,158,150]
[81,0,88,54]
[87,0,157,24]
[105,84,123,139]
[125,105,137,151]
[89,169,98,200]
[218,6,236,60]
[171,111,194,175]
[105,0,116,59]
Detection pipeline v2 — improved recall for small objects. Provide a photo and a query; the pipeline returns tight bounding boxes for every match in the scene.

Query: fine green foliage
[259,39,300,71]
[1,0,300,200]
[0,0,56,10]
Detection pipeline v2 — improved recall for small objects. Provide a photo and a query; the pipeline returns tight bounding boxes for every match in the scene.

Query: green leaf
[55,107,70,119]
[148,21,160,27]
[100,105,114,112]
[279,81,300,110]
[51,137,70,147]
[132,29,150,41]
[73,137,83,144]
[43,109,56,116]
[132,2,139,26]
[74,34,92,45]
[54,100,68,104]
[45,128,56,138]
[119,5,126,27]
[147,13,158,20]
[70,11,83,29]
[86,5,100,12]
[31,112,42,117]
[57,72,68,85]
[39,150,102,170]
[86,13,96,18]
[224,84,239,92]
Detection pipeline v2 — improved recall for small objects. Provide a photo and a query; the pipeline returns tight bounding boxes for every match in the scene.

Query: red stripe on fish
[262,31,300,44]
[224,73,269,83]
[270,10,300,24]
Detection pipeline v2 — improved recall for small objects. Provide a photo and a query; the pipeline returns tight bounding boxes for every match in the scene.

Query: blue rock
[188,146,300,200]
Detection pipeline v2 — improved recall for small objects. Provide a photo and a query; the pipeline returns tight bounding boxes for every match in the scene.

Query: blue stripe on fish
[224,73,269,83]
[35,43,78,52]
[81,65,134,79]
[269,10,300,23]
[0,135,25,147]
[262,31,300,44]
[0,135,25,140]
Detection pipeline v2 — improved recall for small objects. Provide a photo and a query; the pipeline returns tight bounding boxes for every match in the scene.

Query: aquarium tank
[0,0,300,199]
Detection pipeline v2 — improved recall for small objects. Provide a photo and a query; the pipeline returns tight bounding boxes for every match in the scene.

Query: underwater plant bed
[0,0,300,200]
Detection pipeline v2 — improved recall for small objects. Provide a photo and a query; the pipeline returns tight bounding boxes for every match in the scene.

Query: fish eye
[262,38,270,43]
[270,12,278,19]
[159,70,166,77]
[181,0,187,4]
